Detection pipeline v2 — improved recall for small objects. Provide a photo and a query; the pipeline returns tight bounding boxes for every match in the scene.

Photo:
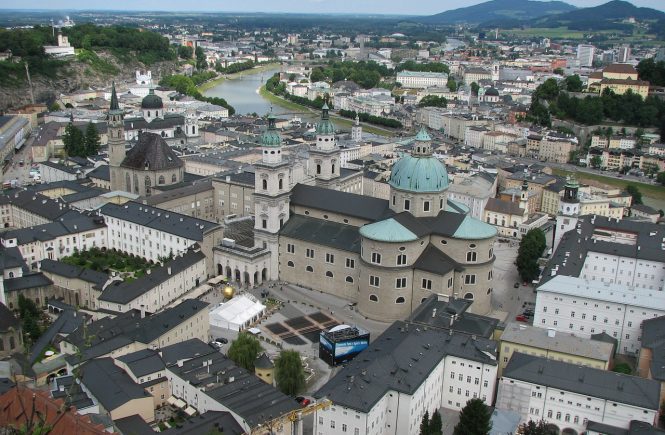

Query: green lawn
[552,168,665,201]
[61,247,158,280]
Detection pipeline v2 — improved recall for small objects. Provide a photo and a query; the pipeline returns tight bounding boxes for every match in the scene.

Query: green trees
[18,294,42,344]
[178,45,193,59]
[62,122,85,158]
[195,46,207,70]
[84,122,100,156]
[612,362,632,374]
[419,410,442,435]
[228,333,263,371]
[590,155,602,169]
[517,420,556,435]
[447,77,457,92]
[159,74,235,115]
[274,350,306,396]
[657,172,665,187]
[564,74,584,92]
[637,58,665,86]
[516,229,546,282]
[453,399,492,435]
[396,60,449,74]
[418,95,448,108]
[338,109,403,129]
[625,185,643,205]
[470,82,480,96]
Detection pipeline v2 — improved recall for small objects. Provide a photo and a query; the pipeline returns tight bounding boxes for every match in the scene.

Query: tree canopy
[274,350,306,396]
[396,60,449,74]
[453,399,492,435]
[516,229,546,282]
[227,333,263,371]
[626,185,643,205]
[418,95,448,108]
[517,420,557,435]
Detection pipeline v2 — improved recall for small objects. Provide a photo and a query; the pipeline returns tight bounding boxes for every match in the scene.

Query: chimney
[432,308,437,318]
[167,266,172,275]
[140,305,146,318]
[547,328,556,338]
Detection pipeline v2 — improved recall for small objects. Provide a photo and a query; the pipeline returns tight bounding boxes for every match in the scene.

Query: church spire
[109,82,120,112]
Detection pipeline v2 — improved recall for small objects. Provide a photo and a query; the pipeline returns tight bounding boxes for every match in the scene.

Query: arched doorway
[561,429,577,435]
[217,264,224,276]
[234,269,241,282]
[254,271,259,285]
[545,424,560,435]
[243,271,250,286]
[262,268,268,282]
[225,266,232,279]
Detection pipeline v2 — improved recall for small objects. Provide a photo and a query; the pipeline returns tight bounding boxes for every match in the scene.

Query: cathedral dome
[315,103,335,135]
[389,154,449,193]
[261,113,282,147]
[141,89,163,109]
[485,87,499,96]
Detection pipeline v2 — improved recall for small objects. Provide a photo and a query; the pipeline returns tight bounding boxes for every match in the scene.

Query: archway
[243,271,250,286]
[225,266,232,279]
[254,271,259,285]
[262,268,268,281]
[234,268,241,282]
[545,424,560,435]
[217,264,224,276]
[561,429,577,435]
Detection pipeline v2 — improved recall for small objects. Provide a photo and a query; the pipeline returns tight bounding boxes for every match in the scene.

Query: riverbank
[260,85,394,137]
[197,62,280,92]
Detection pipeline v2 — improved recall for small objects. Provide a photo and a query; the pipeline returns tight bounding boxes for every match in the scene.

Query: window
[464,274,476,285]
[466,251,477,262]
[342,424,347,433]
[326,253,335,264]
[369,294,378,302]
[464,292,474,300]
[158,175,165,184]
[287,243,295,254]
[370,276,380,287]
[287,261,294,267]
[396,277,406,289]
[422,279,432,290]
[317,164,322,175]
[345,276,354,283]
[404,199,410,210]
[397,254,407,266]
[371,253,381,264]
[279,178,283,189]
[326,271,333,278]
[318,417,323,425]
[172,173,177,183]
[262,219,267,229]
[395,297,405,304]
[262,179,268,190]
[330,421,335,429]
[423,201,430,212]
[306,266,313,272]
[346,258,355,268]
[306,248,315,259]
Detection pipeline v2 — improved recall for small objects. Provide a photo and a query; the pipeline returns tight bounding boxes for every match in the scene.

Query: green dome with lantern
[316,103,336,135]
[261,113,282,147]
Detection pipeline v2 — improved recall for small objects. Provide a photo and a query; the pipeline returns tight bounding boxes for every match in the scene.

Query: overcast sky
[3,0,665,15]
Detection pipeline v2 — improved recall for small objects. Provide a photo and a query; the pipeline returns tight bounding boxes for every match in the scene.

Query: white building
[43,32,75,57]
[577,44,596,67]
[314,321,498,435]
[396,71,449,89]
[496,353,660,434]
[447,172,497,220]
[534,275,665,355]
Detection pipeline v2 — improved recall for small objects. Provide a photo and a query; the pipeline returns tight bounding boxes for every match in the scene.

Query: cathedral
[108,84,185,196]
[215,108,498,321]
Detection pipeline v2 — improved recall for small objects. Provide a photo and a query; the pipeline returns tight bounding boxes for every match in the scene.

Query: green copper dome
[415,126,432,142]
[141,89,163,109]
[316,103,336,135]
[389,153,449,193]
[359,218,418,243]
[261,113,282,147]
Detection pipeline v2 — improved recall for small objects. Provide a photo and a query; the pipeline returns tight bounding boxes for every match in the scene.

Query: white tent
[209,294,266,331]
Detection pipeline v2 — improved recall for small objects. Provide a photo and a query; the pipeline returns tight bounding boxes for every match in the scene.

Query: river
[203,67,285,116]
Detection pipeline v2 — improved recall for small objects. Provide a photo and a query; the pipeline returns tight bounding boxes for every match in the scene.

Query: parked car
[296,396,311,407]
[515,315,528,322]
[215,337,228,344]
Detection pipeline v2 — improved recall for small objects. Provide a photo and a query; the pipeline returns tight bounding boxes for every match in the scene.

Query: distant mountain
[534,0,665,27]
[420,0,576,24]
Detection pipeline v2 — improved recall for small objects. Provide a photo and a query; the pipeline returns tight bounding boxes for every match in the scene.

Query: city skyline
[2,0,665,15]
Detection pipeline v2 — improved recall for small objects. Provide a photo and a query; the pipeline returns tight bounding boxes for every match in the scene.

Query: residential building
[314,321,498,435]
[577,44,595,67]
[498,322,614,376]
[496,353,660,433]
[396,71,448,89]
[638,316,665,403]
[39,259,109,310]
[0,115,31,164]
[447,172,497,220]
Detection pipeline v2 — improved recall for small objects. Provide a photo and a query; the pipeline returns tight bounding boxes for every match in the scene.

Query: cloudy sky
[4,0,665,14]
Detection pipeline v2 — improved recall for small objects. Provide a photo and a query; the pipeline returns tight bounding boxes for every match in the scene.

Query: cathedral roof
[359,218,418,243]
[121,133,183,171]
[260,113,282,148]
[141,89,163,109]
[389,153,449,193]
[109,82,122,114]
[316,103,336,136]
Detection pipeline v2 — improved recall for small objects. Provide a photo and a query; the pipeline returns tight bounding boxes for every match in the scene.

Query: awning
[184,406,197,416]
[173,398,186,409]
[166,396,177,406]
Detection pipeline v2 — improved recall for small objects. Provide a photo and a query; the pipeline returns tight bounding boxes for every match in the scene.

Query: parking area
[264,311,339,346]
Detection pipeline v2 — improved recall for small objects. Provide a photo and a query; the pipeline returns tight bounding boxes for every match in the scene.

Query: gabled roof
[414,244,463,276]
[280,215,361,253]
[290,184,391,222]
[80,358,151,411]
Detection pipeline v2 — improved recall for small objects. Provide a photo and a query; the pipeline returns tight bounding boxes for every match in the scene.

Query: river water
[203,67,285,116]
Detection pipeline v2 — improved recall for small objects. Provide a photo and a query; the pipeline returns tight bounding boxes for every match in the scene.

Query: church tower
[309,103,341,189]
[519,179,529,215]
[254,113,290,280]
[351,114,362,142]
[553,176,580,252]
[108,83,126,191]
[185,108,199,137]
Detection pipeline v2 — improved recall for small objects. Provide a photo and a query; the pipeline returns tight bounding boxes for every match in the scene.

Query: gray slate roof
[503,352,660,410]
[315,321,497,413]
[4,215,105,246]
[99,250,205,305]
[279,214,361,253]
[290,183,392,222]
[408,296,498,338]
[121,132,183,171]
[39,259,109,289]
[80,358,152,411]
[116,349,165,378]
[413,244,464,276]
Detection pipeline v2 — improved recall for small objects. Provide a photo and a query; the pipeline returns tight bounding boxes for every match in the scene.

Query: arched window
[279,179,283,190]
[306,266,313,272]
[395,297,405,304]
[148,111,151,117]
[316,164,321,175]
[262,179,268,190]
[158,175,165,185]
[9,336,15,350]
[8,272,14,278]
[126,173,131,192]
[145,176,152,197]
[287,261,294,267]
[133,174,139,194]
[464,292,474,300]
[345,276,354,283]
[466,252,477,262]
[161,131,166,138]
[172,174,177,183]
[325,271,333,278]
[397,254,407,266]
[332,163,336,173]
[192,126,196,135]
[487,288,492,295]
[369,294,378,302]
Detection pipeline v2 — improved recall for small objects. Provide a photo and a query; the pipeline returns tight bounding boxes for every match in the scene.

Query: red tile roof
[0,386,112,435]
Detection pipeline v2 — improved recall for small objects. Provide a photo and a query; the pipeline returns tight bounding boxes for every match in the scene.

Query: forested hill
[0,24,178,110]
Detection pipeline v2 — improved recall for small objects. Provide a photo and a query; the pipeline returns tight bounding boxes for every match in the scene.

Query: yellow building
[254,353,275,385]
[599,78,650,98]
[498,322,615,376]
[588,63,649,98]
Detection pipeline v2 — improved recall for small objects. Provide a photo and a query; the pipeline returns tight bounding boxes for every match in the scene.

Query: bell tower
[108,82,126,191]
[554,176,581,252]
[309,103,341,188]
[254,113,290,280]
